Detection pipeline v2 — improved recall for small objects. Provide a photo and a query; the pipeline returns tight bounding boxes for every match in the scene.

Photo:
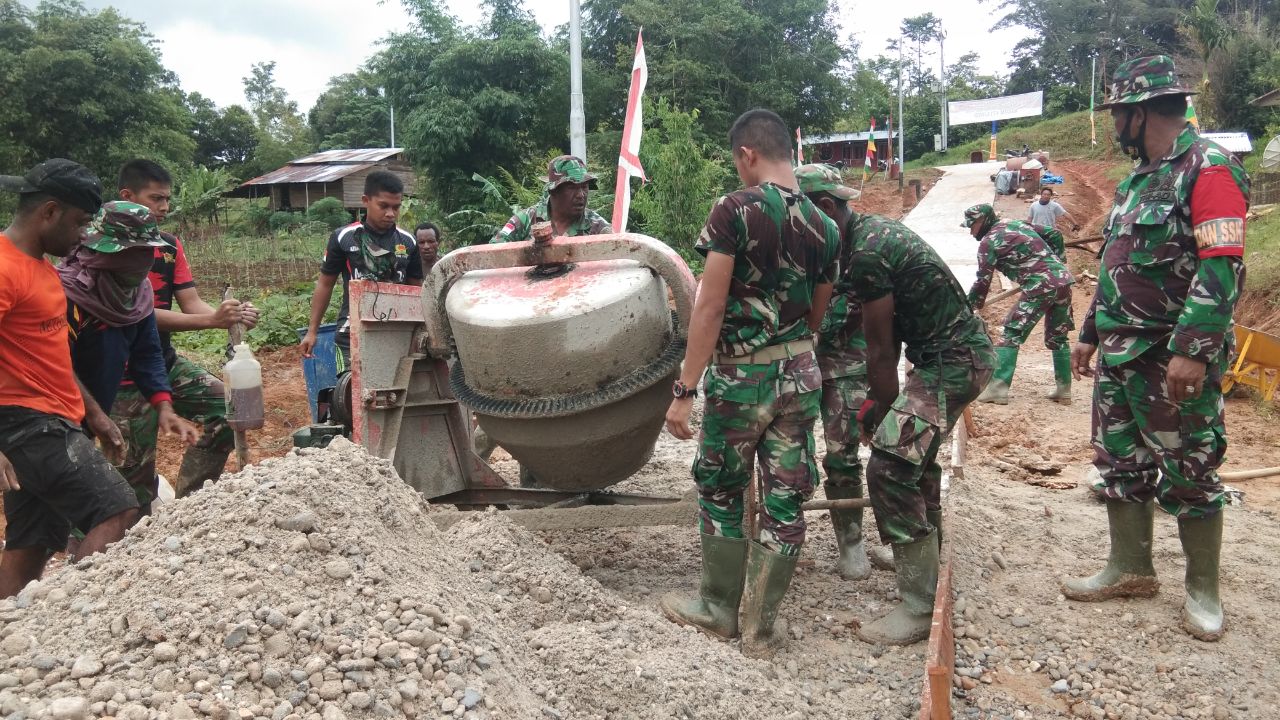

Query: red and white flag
[796,127,804,164]
[612,30,647,232]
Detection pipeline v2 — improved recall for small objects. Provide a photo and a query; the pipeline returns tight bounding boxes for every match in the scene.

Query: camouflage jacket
[817,212,868,380]
[696,183,840,357]
[1081,126,1249,366]
[490,196,613,243]
[844,213,989,366]
[1031,224,1066,260]
[969,220,1073,307]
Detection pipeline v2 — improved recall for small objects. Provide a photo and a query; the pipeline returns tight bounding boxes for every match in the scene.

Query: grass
[907,111,1114,169]
[1246,210,1280,300]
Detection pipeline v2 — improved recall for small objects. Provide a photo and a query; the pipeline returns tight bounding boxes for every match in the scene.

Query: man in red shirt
[0,159,141,597]
[110,160,259,500]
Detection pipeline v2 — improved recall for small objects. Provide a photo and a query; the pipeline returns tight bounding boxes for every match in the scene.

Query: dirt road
[143,160,1280,719]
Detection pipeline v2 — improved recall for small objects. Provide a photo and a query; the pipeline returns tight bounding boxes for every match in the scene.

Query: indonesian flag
[796,127,804,164]
[611,30,647,232]
[863,118,877,178]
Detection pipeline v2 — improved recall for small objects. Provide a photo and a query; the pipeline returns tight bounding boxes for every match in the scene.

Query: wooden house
[226,148,416,210]
[802,131,898,167]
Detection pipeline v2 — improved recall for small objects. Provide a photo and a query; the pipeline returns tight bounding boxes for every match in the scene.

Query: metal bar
[431,487,684,508]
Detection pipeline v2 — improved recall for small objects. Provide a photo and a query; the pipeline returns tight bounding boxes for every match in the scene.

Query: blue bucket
[297,324,338,422]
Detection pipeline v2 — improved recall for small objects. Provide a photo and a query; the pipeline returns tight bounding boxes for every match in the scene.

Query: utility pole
[897,36,905,190]
[939,30,947,152]
[568,0,587,161]
[390,103,396,147]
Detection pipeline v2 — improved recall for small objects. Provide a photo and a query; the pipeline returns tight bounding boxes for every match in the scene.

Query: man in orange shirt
[0,159,141,597]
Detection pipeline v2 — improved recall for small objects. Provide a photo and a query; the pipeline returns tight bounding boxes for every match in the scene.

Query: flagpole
[611,30,647,232]
[1089,55,1097,146]
[897,36,905,191]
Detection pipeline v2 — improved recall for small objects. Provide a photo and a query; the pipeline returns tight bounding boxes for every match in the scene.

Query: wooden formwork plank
[919,503,957,719]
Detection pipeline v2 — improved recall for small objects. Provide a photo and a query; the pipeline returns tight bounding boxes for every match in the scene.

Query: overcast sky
[26,0,1026,114]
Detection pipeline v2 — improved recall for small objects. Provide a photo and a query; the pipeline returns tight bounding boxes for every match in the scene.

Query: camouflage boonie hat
[83,201,172,253]
[795,163,861,200]
[1100,55,1196,109]
[545,155,597,191]
[961,204,996,229]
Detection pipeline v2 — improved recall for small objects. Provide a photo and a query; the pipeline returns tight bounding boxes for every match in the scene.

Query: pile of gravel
[0,438,854,720]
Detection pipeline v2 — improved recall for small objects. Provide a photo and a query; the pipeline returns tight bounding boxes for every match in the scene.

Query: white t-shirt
[1028,200,1066,227]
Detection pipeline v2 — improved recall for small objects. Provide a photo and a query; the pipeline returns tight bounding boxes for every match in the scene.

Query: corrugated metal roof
[237,162,376,188]
[803,131,896,145]
[290,148,404,164]
[1251,89,1280,107]
[1202,132,1252,153]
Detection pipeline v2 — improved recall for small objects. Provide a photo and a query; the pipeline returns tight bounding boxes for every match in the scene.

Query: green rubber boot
[1047,346,1073,405]
[175,446,230,498]
[927,508,943,547]
[660,535,747,639]
[857,530,939,646]
[976,346,1019,404]
[739,541,800,658]
[826,484,871,580]
[1178,512,1225,641]
[1061,500,1160,601]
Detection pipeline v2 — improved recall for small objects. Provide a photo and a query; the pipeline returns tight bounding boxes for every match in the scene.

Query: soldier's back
[696,183,840,356]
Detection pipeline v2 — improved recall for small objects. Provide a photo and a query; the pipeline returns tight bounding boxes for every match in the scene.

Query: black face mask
[1115,108,1147,162]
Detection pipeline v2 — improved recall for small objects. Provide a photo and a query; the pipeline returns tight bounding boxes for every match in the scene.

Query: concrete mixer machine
[330,228,697,514]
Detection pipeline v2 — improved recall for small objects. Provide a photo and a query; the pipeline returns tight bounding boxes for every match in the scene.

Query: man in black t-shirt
[301,171,422,369]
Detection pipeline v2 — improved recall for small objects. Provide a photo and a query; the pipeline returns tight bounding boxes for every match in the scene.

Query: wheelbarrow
[1222,325,1280,402]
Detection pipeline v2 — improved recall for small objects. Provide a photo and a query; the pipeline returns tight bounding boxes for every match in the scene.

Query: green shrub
[238,200,273,236]
[269,210,303,234]
[306,197,351,230]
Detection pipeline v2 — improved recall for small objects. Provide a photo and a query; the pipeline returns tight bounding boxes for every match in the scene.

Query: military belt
[716,338,815,365]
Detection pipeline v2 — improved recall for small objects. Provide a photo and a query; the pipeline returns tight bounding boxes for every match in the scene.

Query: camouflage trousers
[111,356,234,505]
[694,352,822,556]
[998,285,1073,350]
[867,344,994,545]
[820,373,868,491]
[1090,346,1227,517]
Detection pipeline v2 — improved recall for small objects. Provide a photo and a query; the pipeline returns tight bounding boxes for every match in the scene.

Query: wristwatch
[672,380,698,399]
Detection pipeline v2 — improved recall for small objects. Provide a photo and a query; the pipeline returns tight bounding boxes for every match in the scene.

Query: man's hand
[1070,342,1097,380]
[665,398,695,440]
[1167,354,1208,404]
[0,451,19,492]
[300,330,317,358]
[157,404,201,445]
[239,301,260,330]
[86,411,125,464]
[212,299,250,330]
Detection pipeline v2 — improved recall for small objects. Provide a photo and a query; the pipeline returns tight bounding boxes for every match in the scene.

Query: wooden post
[223,286,251,471]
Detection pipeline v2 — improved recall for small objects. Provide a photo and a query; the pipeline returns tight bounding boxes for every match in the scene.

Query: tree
[380,0,568,207]
[188,93,259,173]
[309,71,392,151]
[0,0,194,178]
[901,13,942,94]
[241,61,313,174]
[993,0,1183,114]
[582,0,852,143]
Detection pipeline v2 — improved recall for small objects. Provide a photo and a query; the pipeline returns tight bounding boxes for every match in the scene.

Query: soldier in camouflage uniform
[1031,223,1067,260]
[662,110,840,659]
[836,191,994,646]
[1062,56,1248,642]
[794,164,898,579]
[963,204,1076,405]
[490,156,612,243]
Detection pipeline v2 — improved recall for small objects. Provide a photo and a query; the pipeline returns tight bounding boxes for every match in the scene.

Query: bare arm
[862,294,900,410]
[76,376,124,463]
[157,287,258,332]
[664,252,734,440]
[300,274,340,358]
[807,282,834,333]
